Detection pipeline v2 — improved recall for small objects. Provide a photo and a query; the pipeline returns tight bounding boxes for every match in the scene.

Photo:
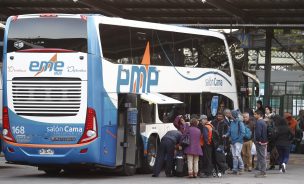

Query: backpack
[295,122,303,142]
[267,120,275,141]
[211,128,220,148]
[244,124,252,139]
[204,123,213,145]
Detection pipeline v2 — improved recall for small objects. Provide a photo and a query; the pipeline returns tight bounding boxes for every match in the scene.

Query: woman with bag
[174,115,188,134]
[183,118,203,178]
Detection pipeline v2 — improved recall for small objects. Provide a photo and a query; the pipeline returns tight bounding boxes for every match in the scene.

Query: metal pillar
[264,29,273,106]
[243,28,249,111]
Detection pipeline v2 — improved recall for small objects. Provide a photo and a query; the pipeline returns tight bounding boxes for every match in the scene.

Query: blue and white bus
[1,14,238,175]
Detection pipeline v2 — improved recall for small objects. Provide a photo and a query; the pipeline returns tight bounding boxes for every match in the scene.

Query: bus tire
[42,168,62,176]
[119,164,136,176]
[142,135,158,173]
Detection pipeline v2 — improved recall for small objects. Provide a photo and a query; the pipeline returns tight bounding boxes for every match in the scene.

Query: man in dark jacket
[212,112,231,169]
[152,130,182,177]
[212,113,229,146]
[198,115,213,178]
[253,110,268,178]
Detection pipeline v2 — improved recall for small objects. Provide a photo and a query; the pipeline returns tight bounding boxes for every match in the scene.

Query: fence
[248,81,304,117]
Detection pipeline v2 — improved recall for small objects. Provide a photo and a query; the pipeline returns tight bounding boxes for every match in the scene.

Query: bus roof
[10,14,226,40]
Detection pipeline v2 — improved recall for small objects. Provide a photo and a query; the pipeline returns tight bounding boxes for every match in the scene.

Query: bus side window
[99,24,133,64]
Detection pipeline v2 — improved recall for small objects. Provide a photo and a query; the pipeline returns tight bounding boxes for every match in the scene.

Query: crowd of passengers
[152,100,304,178]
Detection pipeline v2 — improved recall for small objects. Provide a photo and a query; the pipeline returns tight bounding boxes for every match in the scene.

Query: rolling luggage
[173,151,187,177]
[214,146,228,175]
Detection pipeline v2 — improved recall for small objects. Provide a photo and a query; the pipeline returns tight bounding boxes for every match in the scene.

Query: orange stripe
[106,129,117,139]
[3,139,93,148]
[140,73,143,88]
[133,80,137,93]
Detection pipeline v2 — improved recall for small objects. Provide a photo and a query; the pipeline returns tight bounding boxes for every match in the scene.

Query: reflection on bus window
[141,101,155,124]
[158,104,185,123]
[99,24,231,76]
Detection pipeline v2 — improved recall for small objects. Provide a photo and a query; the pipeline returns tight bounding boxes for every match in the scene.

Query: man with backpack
[223,110,245,175]
[212,112,231,170]
[198,115,214,178]
[241,112,255,172]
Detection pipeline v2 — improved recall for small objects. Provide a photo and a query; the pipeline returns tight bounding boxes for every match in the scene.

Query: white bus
[2,14,238,175]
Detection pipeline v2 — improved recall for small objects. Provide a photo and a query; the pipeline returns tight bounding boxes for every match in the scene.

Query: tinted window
[7,18,87,52]
[100,24,230,76]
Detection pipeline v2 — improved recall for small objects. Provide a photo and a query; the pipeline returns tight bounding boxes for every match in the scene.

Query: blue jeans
[276,145,290,165]
[231,142,244,171]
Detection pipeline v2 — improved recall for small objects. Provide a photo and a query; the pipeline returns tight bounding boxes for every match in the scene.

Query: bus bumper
[2,138,106,167]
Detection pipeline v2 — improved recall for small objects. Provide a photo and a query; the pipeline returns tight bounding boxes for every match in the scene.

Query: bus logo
[117,42,158,93]
[29,54,64,76]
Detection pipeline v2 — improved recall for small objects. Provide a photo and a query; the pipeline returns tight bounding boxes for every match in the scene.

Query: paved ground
[0,154,303,184]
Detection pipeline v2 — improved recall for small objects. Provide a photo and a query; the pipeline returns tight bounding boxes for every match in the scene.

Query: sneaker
[281,163,286,173]
[152,174,158,177]
[254,172,267,178]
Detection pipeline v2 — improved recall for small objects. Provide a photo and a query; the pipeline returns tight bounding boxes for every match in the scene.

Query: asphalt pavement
[0,154,303,184]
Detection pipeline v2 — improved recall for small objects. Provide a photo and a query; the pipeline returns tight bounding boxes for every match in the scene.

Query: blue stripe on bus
[87,16,117,167]
[175,70,232,86]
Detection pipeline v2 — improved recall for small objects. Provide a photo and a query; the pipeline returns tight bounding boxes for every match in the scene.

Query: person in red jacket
[284,112,297,135]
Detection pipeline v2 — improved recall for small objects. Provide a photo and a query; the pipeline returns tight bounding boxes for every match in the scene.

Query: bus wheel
[119,164,136,176]
[142,135,158,173]
[42,168,62,176]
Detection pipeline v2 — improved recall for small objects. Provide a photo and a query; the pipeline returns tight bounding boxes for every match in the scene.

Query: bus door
[116,94,139,175]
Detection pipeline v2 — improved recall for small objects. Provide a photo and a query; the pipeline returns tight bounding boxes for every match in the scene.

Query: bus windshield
[7,18,87,53]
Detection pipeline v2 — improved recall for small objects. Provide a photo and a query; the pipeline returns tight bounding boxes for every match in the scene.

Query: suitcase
[173,151,187,177]
[175,156,184,174]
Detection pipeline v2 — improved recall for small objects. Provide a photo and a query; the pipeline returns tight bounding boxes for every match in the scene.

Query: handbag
[181,133,190,147]
[251,142,257,155]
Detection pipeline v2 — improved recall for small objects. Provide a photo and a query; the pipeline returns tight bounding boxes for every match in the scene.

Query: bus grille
[12,77,82,116]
